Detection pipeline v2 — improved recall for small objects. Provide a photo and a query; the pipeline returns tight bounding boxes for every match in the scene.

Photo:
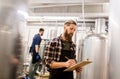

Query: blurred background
[0,0,120,79]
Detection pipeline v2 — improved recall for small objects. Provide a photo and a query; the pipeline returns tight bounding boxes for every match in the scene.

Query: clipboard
[64,60,92,71]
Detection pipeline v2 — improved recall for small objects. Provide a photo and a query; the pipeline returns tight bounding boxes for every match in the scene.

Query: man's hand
[32,53,41,64]
[76,67,82,73]
[65,59,76,68]
[35,53,40,60]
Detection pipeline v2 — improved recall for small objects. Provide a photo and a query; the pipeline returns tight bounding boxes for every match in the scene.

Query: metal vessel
[80,33,108,79]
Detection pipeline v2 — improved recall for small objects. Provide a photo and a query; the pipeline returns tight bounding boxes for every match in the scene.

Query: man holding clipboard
[44,20,82,79]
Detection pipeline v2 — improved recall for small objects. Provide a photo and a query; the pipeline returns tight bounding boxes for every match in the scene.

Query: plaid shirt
[44,36,76,68]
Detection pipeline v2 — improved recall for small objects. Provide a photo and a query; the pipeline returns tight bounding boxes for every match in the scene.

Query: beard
[64,30,73,41]
[41,32,44,36]
[41,33,43,36]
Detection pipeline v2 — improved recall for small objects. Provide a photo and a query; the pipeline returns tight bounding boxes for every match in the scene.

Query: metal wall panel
[109,0,120,79]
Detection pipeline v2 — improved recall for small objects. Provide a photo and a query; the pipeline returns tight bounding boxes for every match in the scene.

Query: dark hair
[39,28,44,32]
[64,20,77,26]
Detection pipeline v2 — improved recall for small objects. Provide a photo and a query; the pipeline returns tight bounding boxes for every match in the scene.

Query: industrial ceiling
[27,0,109,25]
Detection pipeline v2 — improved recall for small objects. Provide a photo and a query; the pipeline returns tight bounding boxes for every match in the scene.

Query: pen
[65,56,69,60]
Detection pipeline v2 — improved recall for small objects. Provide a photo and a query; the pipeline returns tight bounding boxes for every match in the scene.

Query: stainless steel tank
[80,34,108,79]
[0,0,28,79]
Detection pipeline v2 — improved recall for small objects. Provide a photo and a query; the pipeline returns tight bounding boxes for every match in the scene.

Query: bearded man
[44,20,82,79]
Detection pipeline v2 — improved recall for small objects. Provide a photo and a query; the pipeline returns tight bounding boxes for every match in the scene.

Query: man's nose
[71,29,75,33]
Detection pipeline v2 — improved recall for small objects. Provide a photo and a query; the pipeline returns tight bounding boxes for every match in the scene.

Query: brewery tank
[80,34,108,79]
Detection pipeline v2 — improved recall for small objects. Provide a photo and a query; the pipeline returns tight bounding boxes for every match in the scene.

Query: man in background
[28,28,44,79]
